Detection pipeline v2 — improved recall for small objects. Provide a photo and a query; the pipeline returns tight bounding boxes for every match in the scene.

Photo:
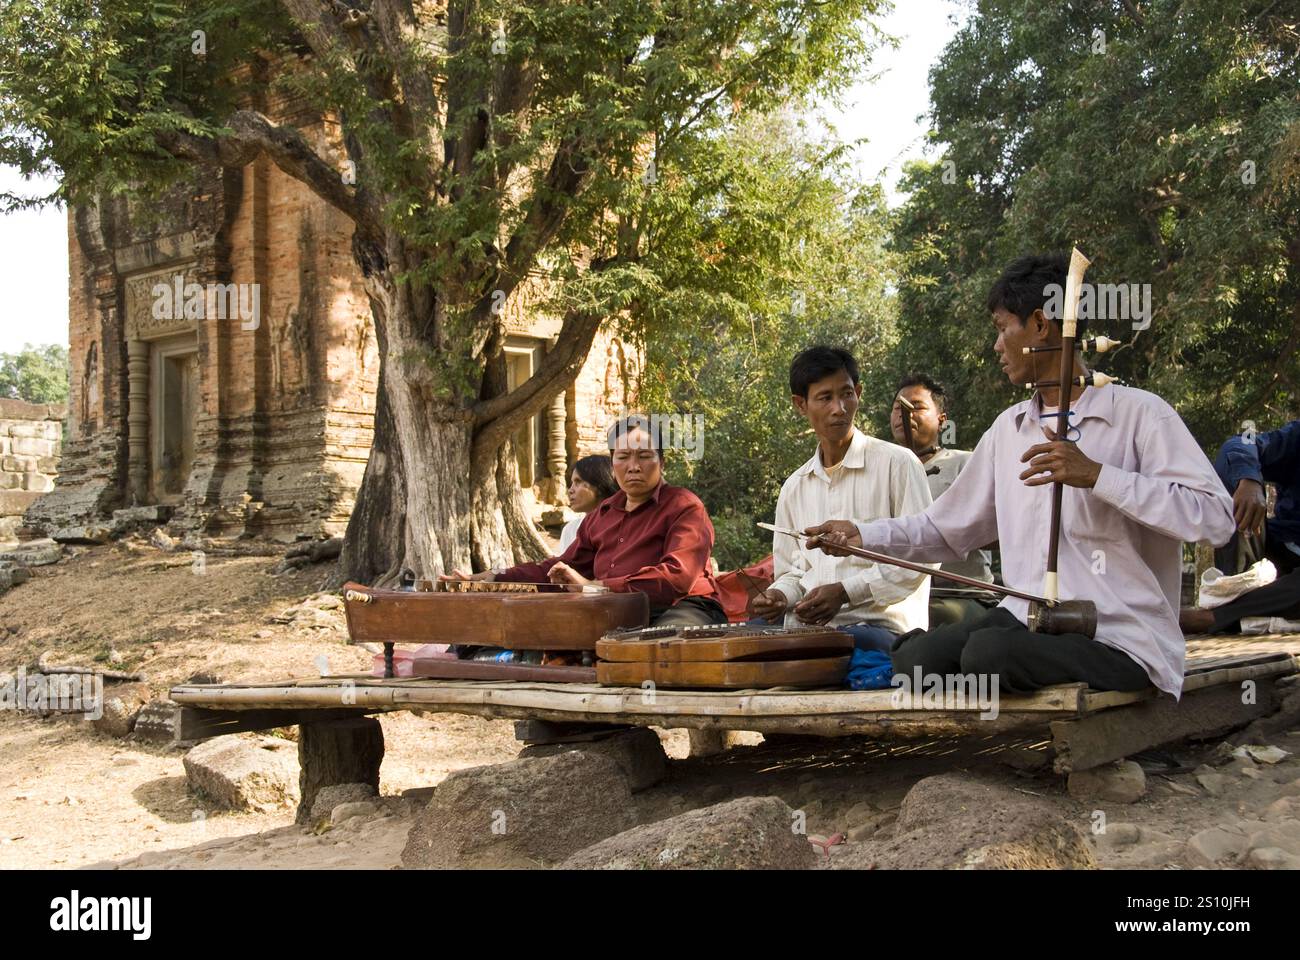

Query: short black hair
[606,414,665,461]
[894,373,948,416]
[569,455,618,501]
[789,346,860,398]
[986,252,1088,337]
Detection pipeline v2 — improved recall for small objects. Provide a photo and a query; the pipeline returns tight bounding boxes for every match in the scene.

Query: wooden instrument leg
[384,643,395,679]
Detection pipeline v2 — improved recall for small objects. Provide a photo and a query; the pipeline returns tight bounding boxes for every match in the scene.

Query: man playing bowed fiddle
[807,253,1235,697]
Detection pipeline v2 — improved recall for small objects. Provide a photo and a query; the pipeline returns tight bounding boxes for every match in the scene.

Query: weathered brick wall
[0,398,65,541]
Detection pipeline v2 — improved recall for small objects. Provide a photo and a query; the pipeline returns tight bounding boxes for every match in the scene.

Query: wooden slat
[1053,680,1281,773]
[1081,655,1298,712]
[167,651,1298,743]
[176,706,378,741]
[171,677,1087,716]
[1184,651,1295,674]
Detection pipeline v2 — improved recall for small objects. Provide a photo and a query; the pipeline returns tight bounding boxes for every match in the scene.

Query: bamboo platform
[169,643,1299,771]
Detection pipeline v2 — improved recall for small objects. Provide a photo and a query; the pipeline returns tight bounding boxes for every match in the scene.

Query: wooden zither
[595,624,853,689]
[342,581,649,679]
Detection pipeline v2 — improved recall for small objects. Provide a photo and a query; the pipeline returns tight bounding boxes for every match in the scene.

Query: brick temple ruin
[29,104,638,543]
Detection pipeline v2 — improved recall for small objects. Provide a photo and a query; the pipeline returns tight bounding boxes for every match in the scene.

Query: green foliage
[0,0,291,209]
[640,110,897,570]
[889,0,1300,448]
[0,343,69,404]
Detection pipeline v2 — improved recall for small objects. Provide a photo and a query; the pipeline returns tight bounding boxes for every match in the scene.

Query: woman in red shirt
[442,415,726,627]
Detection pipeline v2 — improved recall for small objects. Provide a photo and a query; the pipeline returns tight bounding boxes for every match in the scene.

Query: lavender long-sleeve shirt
[854,384,1235,697]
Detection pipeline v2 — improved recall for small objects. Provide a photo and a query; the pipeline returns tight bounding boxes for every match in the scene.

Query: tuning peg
[1023,336,1123,355]
[1026,371,1118,389]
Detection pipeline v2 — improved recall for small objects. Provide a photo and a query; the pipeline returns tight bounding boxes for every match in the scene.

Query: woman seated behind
[559,454,618,553]
[443,414,727,627]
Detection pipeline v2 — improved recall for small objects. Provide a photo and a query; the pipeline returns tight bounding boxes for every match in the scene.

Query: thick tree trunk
[332,263,550,587]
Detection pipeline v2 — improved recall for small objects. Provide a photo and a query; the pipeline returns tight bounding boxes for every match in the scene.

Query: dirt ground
[1,538,1297,870]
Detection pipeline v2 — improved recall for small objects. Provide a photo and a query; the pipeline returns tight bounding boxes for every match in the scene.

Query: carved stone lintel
[124,267,199,341]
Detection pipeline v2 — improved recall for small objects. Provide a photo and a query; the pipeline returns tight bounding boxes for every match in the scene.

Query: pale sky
[0,0,962,355]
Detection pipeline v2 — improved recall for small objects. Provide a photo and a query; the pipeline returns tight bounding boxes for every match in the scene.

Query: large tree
[888,0,1300,445]
[0,0,883,582]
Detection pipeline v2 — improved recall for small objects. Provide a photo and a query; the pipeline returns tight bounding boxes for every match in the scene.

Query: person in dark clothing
[441,414,728,627]
[1180,419,1300,634]
[1213,419,1300,575]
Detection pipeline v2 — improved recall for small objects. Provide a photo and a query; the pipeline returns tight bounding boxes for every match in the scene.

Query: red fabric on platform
[715,555,775,622]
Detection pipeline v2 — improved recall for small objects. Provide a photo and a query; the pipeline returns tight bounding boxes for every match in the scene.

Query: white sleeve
[841,452,933,606]
[1090,411,1235,546]
[769,485,808,606]
[856,427,1000,562]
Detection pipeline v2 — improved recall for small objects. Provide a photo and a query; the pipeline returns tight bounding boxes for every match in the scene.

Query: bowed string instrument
[765,246,1123,638]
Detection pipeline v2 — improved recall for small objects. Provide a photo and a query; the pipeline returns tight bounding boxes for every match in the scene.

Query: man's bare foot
[1179,607,1215,635]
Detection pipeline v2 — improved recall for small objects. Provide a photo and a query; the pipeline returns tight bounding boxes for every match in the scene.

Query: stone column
[126,339,150,503]
[546,389,568,498]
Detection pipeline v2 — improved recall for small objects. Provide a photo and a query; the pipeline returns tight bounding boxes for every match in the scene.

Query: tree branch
[499,137,593,280]
[445,1,491,200]
[157,109,372,231]
[1119,0,1146,27]
[469,305,606,473]
[372,0,445,162]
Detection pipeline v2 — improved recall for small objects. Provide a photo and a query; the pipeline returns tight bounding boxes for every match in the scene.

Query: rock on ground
[518,727,667,792]
[182,735,301,812]
[51,525,112,545]
[0,562,31,594]
[1187,827,1248,867]
[1245,823,1300,858]
[401,751,634,869]
[308,782,378,823]
[90,682,152,738]
[836,773,1097,870]
[1067,760,1146,804]
[560,796,818,870]
[0,539,61,566]
[1246,847,1300,870]
[331,801,378,826]
[132,699,179,742]
[1195,767,1234,798]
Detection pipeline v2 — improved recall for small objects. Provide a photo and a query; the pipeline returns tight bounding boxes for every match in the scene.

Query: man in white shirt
[808,254,1235,696]
[890,372,996,626]
[751,346,932,652]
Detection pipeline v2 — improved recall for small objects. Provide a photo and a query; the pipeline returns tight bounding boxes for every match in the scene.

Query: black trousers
[891,607,1151,694]
[650,595,729,628]
[1211,569,1300,633]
